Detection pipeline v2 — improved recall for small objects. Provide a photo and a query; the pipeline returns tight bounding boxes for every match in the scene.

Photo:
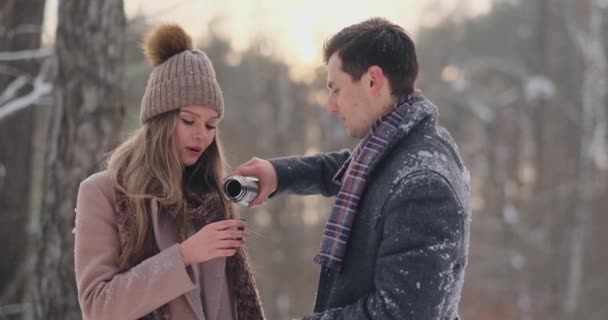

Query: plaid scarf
[313,91,426,272]
[115,187,265,320]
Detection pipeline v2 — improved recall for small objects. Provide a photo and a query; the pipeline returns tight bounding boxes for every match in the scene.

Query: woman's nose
[194,125,208,140]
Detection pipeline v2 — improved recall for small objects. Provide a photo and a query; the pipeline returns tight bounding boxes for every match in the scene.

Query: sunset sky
[43,0,492,69]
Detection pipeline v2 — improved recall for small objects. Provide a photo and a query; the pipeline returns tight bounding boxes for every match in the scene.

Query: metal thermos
[223,175,260,206]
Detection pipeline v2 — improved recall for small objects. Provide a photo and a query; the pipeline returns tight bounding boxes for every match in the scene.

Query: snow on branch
[0,75,52,120]
[0,75,29,105]
[0,48,52,61]
[524,75,556,101]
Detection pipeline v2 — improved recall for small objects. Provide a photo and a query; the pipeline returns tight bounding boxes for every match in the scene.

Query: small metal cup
[223,175,260,207]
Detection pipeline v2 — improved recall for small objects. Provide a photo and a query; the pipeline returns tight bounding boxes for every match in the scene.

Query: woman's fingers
[214,239,246,249]
[209,219,246,231]
[213,249,238,258]
[217,230,248,240]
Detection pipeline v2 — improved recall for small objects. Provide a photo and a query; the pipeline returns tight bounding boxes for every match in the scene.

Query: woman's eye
[181,118,194,125]
[206,124,217,130]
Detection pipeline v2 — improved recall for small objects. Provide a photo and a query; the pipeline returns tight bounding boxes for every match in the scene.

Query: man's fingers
[248,197,267,208]
[249,185,274,207]
[229,157,275,208]
[231,158,258,176]
[232,164,258,177]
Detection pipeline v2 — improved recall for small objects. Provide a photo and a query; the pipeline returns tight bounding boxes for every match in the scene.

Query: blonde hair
[106,110,234,270]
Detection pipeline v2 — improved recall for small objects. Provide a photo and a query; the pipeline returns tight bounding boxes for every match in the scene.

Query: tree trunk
[564,0,605,317]
[32,1,126,319]
[0,0,46,306]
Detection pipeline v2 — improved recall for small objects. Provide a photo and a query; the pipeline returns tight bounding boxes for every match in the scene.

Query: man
[234,17,471,320]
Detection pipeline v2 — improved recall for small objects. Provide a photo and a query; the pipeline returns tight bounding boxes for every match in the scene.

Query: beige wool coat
[74,171,236,320]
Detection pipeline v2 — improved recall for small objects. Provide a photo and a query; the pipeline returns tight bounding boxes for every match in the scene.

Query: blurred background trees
[1,0,607,319]
[32,0,126,318]
[0,0,46,314]
[417,1,608,318]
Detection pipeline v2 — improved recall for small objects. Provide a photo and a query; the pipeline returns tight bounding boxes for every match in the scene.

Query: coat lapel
[150,198,206,320]
[198,258,227,320]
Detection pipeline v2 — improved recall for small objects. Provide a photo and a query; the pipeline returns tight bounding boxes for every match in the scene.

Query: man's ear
[367,65,385,96]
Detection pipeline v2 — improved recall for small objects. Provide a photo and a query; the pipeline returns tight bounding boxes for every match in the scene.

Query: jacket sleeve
[301,170,467,320]
[74,178,196,320]
[269,149,350,198]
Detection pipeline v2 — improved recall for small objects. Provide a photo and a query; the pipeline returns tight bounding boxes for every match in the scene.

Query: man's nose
[327,97,338,114]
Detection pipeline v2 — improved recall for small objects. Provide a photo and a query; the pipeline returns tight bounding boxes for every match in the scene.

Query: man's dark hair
[323,17,419,97]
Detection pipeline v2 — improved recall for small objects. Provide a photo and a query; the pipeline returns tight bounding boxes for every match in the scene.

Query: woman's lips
[186,147,202,156]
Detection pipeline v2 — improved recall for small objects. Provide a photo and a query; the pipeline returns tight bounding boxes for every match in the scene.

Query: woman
[74,24,265,320]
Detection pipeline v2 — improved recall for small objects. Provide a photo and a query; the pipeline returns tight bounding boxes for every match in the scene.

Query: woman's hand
[179,219,247,266]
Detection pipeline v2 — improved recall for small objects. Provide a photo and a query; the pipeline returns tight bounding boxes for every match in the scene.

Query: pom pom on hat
[142,24,193,67]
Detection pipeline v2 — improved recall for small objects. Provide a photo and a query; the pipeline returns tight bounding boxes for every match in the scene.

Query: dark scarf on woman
[114,183,265,320]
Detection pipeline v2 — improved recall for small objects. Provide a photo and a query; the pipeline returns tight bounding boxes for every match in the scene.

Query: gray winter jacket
[269,95,471,320]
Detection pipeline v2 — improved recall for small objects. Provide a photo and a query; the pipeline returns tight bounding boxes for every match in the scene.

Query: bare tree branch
[0,59,52,121]
[0,77,51,120]
[0,75,29,104]
[0,48,52,61]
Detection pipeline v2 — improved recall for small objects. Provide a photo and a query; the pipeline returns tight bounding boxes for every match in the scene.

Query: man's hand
[231,157,278,207]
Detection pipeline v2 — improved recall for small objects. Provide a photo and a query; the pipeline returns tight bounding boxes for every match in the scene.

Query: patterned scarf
[115,187,265,320]
[313,91,425,272]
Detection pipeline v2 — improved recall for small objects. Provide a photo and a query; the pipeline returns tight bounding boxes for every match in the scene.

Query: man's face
[326,54,377,138]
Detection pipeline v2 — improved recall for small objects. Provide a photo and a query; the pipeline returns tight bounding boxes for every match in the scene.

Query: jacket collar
[334,91,438,182]
[368,91,437,175]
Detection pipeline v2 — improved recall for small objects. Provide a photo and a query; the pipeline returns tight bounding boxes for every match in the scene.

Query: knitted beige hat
[140,24,224,123]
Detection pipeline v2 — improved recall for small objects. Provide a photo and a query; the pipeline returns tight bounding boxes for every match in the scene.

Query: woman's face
[176,105,220,166]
